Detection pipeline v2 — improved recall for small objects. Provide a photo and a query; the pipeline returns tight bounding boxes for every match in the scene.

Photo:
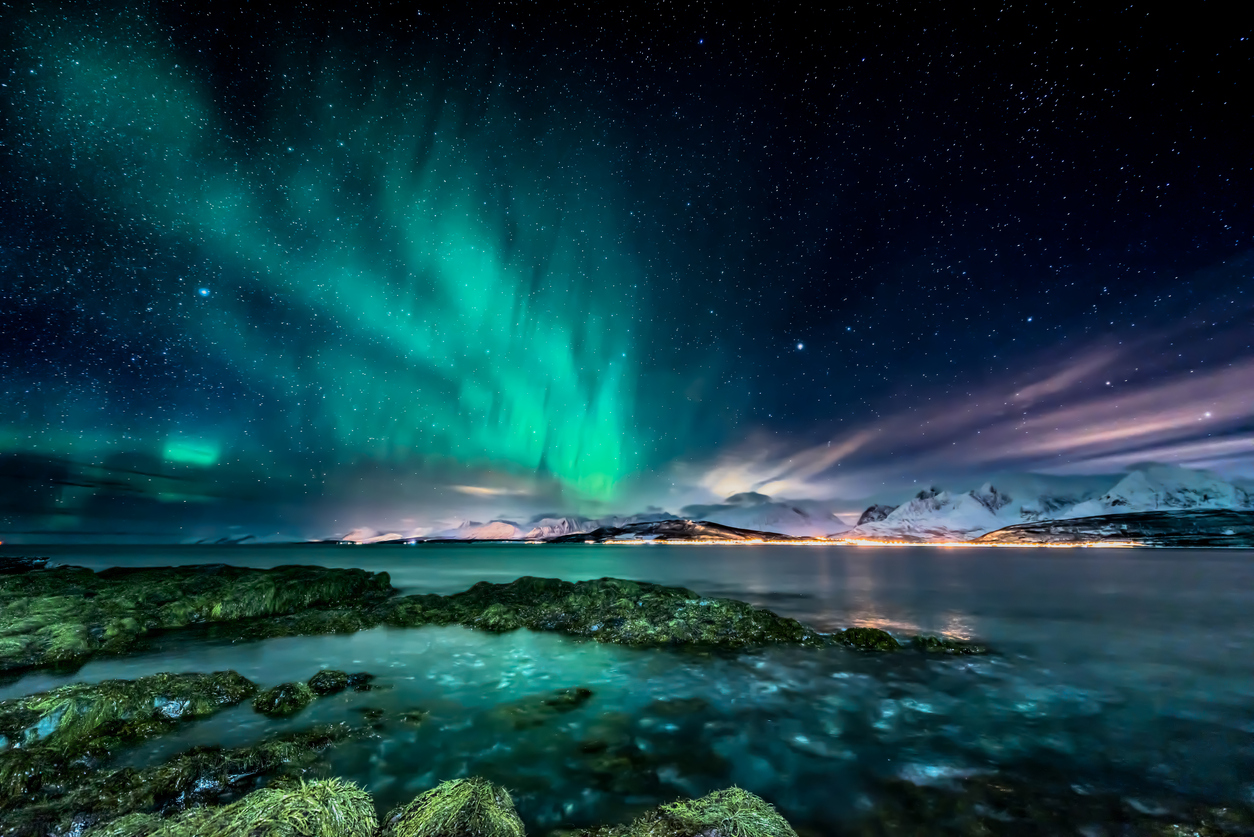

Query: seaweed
[0,671,256,806]
[911,635,989,655]
[383,577,825,650]
[381,777,525,837]
[573,788,796,837]
[253,682,317,717]
[833,627,901,651]
[0,564,395,673]
[0,723,367,836]
[144,777,376,837]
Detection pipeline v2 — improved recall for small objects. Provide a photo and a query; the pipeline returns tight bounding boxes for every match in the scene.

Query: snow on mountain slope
[1060,464,1252,519]
[680,492,850,537]
[431,520,526,540]
[846,484,1020,541]
[521,517,596,540]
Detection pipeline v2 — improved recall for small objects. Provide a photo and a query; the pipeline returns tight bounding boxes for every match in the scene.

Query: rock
[487,687,596,730]
[834,627,902,651]
[307,669,350,695]
[91,777,377,837]
[384,576,825,649]
[381,777,525,837]
[0,564,395,673]
[0,671,257,804]
[252,682,316,717]
[912,635,989,655]
[5,723,367,836]
[347,671,376,691]
[578,787,798,837]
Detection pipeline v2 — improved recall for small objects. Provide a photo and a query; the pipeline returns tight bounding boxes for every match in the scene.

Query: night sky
[2,1,1251,540]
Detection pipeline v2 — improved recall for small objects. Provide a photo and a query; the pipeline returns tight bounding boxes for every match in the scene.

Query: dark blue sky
[2,1,1251,539]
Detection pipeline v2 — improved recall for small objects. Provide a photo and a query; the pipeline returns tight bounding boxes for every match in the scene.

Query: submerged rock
[0,564,395,673]
[384,576,825,649]
[487,687,596,730]
[381,777,525,837]
[253,682,317,717]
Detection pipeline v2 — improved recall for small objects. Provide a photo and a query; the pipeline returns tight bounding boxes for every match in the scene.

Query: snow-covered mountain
[1060,464,1252,519]
[845,465,1253,542]
[679,492,851,537]
[845,484,1020,541]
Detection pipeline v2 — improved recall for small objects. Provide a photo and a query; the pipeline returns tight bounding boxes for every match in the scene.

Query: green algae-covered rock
[0,670,256,752]
[580,788,798,837]
[4,723,367,835]
[385,577,825,649]
[911,635,989,655]
[152,777,376,837]
[308,669,350,695]
[0,671,257,805]
[253,681,317,717]
[0,564,395,673]
[382,777,525,837]
[834,627,901,651]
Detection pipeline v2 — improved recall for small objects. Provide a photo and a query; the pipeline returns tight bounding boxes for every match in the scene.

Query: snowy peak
[856,504,898,525]
[1062,465,1252,519]
[971,483,1012,514]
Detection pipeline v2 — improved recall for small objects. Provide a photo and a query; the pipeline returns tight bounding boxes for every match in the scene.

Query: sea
[3,543,1253,832]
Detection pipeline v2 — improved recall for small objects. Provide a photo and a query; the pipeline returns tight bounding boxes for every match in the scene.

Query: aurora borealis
[2,2,1252,540]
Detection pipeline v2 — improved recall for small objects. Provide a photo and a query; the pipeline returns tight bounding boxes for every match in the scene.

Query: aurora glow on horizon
[2,3,1252,541]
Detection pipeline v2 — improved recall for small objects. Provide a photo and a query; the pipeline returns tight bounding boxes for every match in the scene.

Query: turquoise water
[2,543,1253,830]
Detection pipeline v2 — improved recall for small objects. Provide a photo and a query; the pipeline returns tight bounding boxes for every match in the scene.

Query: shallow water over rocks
[2,543,1252,833]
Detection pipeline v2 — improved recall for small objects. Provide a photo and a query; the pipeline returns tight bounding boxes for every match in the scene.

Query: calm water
[3,543,1254,830]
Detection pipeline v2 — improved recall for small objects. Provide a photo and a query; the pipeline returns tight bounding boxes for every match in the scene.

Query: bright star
[796,342,804,350]
[197,288,210,297]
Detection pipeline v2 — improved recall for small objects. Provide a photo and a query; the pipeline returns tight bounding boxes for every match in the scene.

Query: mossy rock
[382,777,525,837]
[0,564,395,673]
[308,669,350,695]
[581,788,798,837]
[253,681,317,717]
[911,635,989,655]
[3,723,367,835]
[384,577,825,649]
[148,777,376,837]
[0,670,257,804]
[833,627,901,651]
[84,812,165,837]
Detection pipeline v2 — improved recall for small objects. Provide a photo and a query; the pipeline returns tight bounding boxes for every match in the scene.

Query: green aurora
[7,12,641,505]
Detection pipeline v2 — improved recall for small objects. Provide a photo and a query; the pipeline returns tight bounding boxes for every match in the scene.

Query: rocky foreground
[0,563,1249,836]
[0,564,987,673]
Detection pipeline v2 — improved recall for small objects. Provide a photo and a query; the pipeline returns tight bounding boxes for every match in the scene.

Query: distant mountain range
[844,464,1252,542]
[334,465,1254,547]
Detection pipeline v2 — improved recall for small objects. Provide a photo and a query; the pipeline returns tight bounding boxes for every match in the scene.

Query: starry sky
[1,1,1251,540]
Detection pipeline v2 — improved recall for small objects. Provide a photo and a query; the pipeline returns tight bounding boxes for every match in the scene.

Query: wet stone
[348,672,376,691]
[252,682,316,717]
[307,669,350,695]
[834,627,902,651]
[912,635,990,655]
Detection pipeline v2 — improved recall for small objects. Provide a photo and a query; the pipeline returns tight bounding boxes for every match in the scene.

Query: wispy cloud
[679,329,1254,503]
